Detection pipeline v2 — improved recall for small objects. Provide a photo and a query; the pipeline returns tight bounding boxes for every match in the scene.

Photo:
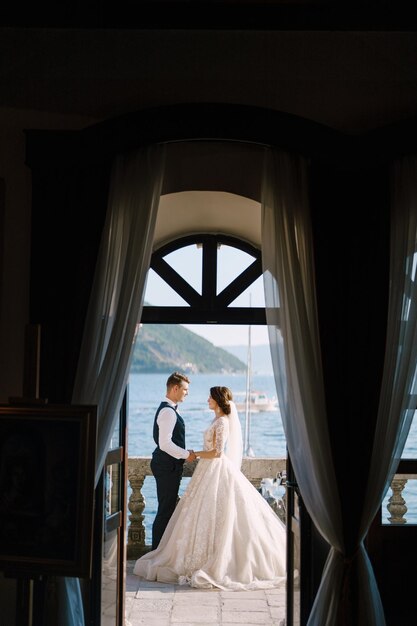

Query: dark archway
[26,101,401,625]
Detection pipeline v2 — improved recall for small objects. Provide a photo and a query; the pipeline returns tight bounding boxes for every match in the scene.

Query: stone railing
[127,459,417,559]
[385,473,417,524]
[127,456,286,560]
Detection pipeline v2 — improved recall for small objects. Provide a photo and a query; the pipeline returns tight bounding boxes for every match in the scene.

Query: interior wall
[162,141,264,202]
[0,109,95,402]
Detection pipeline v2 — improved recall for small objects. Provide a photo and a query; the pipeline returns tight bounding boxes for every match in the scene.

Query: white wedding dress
[133,412,286,590]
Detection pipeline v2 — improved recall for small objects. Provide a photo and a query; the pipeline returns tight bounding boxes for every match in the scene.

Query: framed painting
[0,403,97,578]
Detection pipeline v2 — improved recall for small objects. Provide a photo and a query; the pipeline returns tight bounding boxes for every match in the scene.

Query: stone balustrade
[127,456,286,560]
[386,473,417,524]
[127,458,417,559]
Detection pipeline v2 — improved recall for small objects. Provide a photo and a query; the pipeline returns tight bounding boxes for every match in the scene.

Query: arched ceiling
[155,191,261,250]
[155,141,263,249]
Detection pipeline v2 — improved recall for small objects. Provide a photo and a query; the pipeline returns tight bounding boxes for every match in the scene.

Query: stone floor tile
[171,623,221,626]
[174,593,220,605]
[222,598,269,611]
[171,604,219,623]
[124,597,135,620]
[266,596,286,607]
[126,575,287,625]
[129,602,171,619]
[222,611,273,624]
[270,593,285,604]
[223,618,279,626]
[131,598,173,612]
[126,612,171,626]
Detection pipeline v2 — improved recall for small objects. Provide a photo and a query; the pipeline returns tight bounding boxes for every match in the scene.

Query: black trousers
[151,457,183,550]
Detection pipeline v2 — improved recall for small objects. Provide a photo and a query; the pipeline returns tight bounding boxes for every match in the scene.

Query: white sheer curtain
[361,155,417,536]
[72,144,165,483]
[56,144,165,626]
[261,148,384,625]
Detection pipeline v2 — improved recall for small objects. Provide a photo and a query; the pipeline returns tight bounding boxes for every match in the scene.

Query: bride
[133,386,286,590]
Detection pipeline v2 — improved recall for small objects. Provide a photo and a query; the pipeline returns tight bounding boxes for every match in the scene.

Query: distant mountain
[222,344,273,375]
[131,324,246,374]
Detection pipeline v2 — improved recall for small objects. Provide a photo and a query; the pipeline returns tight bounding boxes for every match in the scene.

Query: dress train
[134,446,286,591]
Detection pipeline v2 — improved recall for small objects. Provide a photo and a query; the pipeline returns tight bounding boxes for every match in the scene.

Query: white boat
[234,390,278,413]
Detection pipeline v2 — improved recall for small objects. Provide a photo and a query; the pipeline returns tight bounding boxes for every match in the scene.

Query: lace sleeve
[214,417,227,454]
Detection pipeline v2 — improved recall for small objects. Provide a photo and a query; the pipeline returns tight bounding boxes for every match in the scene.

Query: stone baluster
[127,465,148,559]
[387,477,408,524]
[249,477,263,491]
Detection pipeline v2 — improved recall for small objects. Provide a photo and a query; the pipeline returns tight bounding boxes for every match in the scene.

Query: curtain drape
[57,144,165,626]
[361,156,417,539]
[72,144,165,484]
[261,148,385,625]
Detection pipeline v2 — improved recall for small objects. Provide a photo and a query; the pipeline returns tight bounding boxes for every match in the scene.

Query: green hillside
[131,324,246,374]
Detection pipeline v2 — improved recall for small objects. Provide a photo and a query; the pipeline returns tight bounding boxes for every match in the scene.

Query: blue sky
[145,244,269,347]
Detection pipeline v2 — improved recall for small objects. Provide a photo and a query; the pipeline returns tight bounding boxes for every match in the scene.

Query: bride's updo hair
[210,386,233,416]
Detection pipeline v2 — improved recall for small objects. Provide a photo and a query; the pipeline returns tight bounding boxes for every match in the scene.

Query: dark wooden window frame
[141,233,267,325]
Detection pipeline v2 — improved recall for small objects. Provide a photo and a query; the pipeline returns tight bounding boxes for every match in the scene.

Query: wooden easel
[7,324,48,626]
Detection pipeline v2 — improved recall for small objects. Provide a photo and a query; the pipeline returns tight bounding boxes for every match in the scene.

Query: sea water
[127,373,417,541]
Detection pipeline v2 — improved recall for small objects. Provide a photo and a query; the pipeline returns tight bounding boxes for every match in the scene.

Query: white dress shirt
[157,397,189,460]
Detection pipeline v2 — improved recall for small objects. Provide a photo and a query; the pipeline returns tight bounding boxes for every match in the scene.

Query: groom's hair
[166,372,190,389]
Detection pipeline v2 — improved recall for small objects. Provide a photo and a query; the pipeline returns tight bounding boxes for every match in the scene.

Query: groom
[151,371,196,550]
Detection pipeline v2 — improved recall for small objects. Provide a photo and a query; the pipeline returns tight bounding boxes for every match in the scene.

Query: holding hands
[187,449,197,462]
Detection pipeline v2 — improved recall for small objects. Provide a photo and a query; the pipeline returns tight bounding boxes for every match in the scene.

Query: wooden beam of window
[141,306,266,325]
[216,258,262,308]
[152,257,201,307]
[202,239,217,303]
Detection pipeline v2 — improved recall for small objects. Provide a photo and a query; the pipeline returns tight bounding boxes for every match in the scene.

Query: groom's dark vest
[152,401,186,468]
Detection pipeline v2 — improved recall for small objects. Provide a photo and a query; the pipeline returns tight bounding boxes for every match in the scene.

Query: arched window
[141,234,266,325]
